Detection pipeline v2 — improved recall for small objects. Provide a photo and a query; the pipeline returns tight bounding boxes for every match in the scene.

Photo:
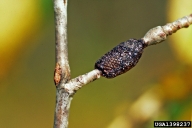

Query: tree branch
[52,0,191,126]
[64,69,101,94]
[54,0,70,83]
[62,13,192,95]
[53,0,71,128]
[143,14,192,45]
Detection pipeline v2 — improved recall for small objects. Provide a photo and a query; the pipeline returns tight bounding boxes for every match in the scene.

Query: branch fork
[61,14,192,95]
[52,1,192,127]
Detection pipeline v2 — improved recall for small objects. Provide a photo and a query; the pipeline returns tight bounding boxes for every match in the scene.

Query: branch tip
[143,14,192,46]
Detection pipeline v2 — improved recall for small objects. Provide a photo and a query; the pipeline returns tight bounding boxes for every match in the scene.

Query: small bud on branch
[54,63,62,85]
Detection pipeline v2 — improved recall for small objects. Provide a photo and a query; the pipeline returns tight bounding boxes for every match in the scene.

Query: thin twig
[64,69,101,94]
[53,0,71,128]
[62,13,192,95]
[54,0,70,81]
[143,14,192,45]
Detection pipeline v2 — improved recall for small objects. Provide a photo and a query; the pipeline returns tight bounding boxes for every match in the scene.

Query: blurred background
[0,0,191,128]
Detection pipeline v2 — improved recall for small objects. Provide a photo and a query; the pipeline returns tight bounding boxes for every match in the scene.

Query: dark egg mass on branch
[95,14,192,79]
[95,39,147,78]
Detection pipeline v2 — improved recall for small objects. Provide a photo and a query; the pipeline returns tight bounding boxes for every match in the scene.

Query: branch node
[54,63,62,86]
[143,14,192,46]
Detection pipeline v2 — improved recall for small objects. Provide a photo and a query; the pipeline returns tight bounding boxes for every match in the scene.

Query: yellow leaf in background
[167,0,192,65]
[0,1,42,80]
[161,68,192,100]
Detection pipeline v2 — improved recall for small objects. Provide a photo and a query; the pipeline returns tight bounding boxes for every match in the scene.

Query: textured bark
[64,69,101,94]
[54,89,72,128]
[53,0,70,128]
[143,14,192,45]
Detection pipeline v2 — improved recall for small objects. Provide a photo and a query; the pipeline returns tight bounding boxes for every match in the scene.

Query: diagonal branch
[143,14,192,45]
[64,69,101,94]
[62,14,192,95]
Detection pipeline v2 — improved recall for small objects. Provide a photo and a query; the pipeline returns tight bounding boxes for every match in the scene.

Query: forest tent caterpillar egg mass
[95,39,147,78]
